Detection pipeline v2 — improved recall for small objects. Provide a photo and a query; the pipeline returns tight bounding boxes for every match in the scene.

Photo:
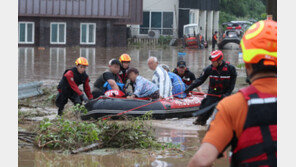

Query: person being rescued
[161,64,187,98]
[92,59,125,98]
[126,67,159,99]
[55,57,93,116]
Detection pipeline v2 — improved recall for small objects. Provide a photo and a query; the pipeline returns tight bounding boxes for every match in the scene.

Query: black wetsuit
[186,61,237,125]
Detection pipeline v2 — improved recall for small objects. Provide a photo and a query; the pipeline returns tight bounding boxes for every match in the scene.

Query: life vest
[230,85,277,167]
[186,37,198,46]
[212,34,217,42]
[119,67,128,84]
[57,67,88,91]
[93,70,121,92]
[173,68,194,86]
[103,81,125,92]
[208,61,232,95]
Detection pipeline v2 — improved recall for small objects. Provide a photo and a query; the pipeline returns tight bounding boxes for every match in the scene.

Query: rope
[98,91,222,121]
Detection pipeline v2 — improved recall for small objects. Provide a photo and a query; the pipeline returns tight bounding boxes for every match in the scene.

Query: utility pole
[267,0,277,21]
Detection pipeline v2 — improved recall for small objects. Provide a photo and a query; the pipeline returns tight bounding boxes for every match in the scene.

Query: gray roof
[19,0,132,19]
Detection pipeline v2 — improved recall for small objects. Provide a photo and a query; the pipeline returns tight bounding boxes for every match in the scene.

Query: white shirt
[152,65,172,98]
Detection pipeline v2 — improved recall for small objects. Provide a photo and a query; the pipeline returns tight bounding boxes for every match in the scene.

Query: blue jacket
[168,72,187,98]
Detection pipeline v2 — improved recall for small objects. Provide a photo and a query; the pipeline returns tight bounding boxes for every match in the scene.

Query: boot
[58,109,63,116]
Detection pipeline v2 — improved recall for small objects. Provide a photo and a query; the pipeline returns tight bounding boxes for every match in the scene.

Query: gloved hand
[80,94,89,103]
[184,86,192,95]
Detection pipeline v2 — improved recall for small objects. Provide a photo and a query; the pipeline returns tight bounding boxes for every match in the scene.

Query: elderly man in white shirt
[147,56,172,99]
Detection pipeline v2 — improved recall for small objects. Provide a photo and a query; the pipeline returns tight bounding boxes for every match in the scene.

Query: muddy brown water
[18,44,245,167]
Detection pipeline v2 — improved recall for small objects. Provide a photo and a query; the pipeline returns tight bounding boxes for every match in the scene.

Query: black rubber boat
[80,93,204,120]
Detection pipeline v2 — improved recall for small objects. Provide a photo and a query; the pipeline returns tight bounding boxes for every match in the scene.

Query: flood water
[18,43,245,167]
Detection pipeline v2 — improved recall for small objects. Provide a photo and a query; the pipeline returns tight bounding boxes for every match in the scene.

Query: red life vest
[231,85,277,167]
[209,61,232,94]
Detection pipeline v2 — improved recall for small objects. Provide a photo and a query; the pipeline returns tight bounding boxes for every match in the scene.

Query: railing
[18,81,43,99]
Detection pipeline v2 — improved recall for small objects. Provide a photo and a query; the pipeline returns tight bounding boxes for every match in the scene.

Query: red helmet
[209,50,223,62]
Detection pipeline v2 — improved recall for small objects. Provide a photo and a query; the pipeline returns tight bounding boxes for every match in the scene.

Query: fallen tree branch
[38,140,63,148]
[18,136,34,143]
[71,143,101,154]
[18,131,37,136]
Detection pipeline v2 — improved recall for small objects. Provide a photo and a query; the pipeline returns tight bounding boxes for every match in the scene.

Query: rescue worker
[212,31,218,50]
[55,57,93,116]
[119,53,131,84]
[187,20,277,167]
[173,60,203,92]
[161,64,187,98]
[126,67,159,99]
[184,50,237,125]
[92,59,125,98]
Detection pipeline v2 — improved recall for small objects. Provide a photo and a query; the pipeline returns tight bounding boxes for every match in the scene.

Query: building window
[80,23,96,45]
[140,12,150,34]
[18,22,34,44]
[189,10,197,24]
[50,22,66,44]
[140,11,174,35]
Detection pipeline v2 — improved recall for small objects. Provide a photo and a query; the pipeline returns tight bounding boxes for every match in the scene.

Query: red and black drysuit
[185,60,237,125]
[173,68,196,86]
[229,85,277,167]
[119,66,129,85]
[56,67,93,115]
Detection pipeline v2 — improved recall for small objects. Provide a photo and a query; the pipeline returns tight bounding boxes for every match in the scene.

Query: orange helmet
[75,57,89,66]
[119,54,131,62]
[240,20,277,66]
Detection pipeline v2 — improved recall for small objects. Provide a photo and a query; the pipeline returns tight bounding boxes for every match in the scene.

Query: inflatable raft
[81,92,204,120]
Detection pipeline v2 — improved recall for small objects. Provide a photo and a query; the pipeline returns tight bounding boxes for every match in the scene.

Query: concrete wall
[199,10,207,38]
[206,10,213,41]
[213,11,219,34]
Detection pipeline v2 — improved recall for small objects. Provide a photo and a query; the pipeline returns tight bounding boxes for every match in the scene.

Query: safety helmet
[240,20,277,66]
[75,57,89,66]
[119,54,131,62]
[209,50,223,62]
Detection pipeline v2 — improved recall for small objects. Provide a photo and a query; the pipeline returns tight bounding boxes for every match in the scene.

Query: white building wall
[131,0,179,38]
[206,10,213,41]
[199,10,207,38]
[213,11,219,34]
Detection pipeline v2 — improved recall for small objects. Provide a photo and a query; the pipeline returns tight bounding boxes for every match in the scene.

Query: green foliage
[237,63,245,69]
[36,117,100,150]
[34,112,179,151]
[72,104,88,115]
[158,35,172,46]
[219,0,266,27]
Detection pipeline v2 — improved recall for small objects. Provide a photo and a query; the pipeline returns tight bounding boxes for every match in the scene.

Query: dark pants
[194,96,221,125]
[212,41,217,50]
[55,89,82,115]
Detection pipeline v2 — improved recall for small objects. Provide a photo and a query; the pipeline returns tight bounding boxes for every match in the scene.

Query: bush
[34,112,179,151]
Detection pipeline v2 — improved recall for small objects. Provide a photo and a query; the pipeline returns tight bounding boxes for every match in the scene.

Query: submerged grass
[32,111,179,151]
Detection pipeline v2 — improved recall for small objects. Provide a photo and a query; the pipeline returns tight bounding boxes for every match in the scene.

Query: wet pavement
[18,43,244,167]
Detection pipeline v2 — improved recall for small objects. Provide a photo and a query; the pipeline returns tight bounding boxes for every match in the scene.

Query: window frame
[50,22,67,45]
[18,22,35,44]
[80,23,96,45]
[140,11,174,36]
